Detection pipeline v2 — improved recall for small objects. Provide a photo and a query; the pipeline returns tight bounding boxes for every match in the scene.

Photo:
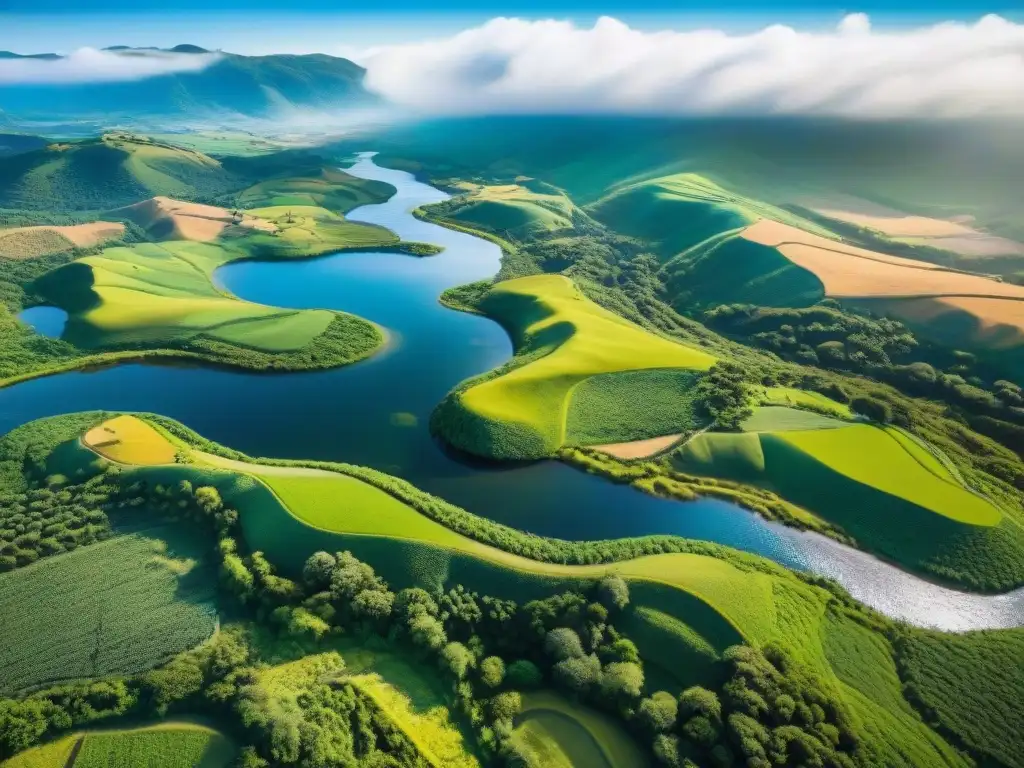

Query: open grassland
[435,274,715,458]
[440,182,576,238]
[511,692,649,768]
[84,414,178,465]
[0,527,218,693]
[896,628,1024,768]
[5,722,237,768]
[588,172,831,260]
[0,223,125,260]
[739,405,848,432]
[348,674,480,768]
[753,385,854,418]
[744,219,1024,300]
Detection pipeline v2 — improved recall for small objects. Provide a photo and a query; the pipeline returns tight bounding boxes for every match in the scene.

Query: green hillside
[0,134,242,211]
[433,274,715,459]
[588,173,828,260]
[669,411,1023,589]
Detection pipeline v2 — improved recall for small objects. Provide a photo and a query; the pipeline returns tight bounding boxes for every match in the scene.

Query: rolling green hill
[0,134,241,211]
[588,173,829,261]
[433,274,716,459]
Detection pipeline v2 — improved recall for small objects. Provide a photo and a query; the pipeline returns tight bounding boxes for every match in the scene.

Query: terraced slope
[434,274,716,458]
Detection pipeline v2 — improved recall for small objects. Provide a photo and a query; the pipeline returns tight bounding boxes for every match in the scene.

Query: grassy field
[34,241,336,351]
[565,369,705,445]
[0,527,218,694]
[668,416,1023,586]
[436,274,716,458]
[2,722,235,768]
[349,674,480,768]
[588,172,830,260]
[896,628,1024,768]
[234,204,399,259]
[438,182,577,239]
[511,691,650,768]
[0,223,125,260]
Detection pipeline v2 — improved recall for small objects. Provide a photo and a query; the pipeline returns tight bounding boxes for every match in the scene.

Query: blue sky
[2,0,1020,55]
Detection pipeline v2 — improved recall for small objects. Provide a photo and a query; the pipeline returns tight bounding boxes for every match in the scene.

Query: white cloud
[0,48,222,85]
[361,14,1024,118]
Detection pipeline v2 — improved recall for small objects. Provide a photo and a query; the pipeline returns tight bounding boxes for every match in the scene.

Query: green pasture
[34,240,335,351]
[0,527,218,694]
[754,386,855,418]
[897,627,1024,768]
[437,274,716,458]
[2,722,235,768]
[668,418,1022,585]
[511,691,650,768]
[565,368,706,445]
[588,172,830,260]
[739,405,848,432]
[234,204,398,259]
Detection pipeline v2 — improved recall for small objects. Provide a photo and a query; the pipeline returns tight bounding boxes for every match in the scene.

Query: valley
[1,118,1023,768]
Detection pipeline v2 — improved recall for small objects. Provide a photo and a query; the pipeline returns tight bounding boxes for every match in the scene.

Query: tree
[553,654,601,694]
[506,659,543,689]
[395,588,439,622]
[597,575,630,611]
[544,627,585,661]
[302,552,336,591]
[329,552,382,602]
[194,486,223,514]
[489,691,522,723]
[479,656,506,689]
[599,661,644,701]
[639,691,679,733]
[440,642,475,680]
[352,589,394,622]
[850,395,892,424]
[410,614,447,651]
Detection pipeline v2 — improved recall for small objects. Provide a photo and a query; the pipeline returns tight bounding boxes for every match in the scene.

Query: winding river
[6,153,1024,631]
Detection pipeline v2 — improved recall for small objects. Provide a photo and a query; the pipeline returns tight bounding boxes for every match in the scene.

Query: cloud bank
[0,48,222,85]
[362,14,1024,118]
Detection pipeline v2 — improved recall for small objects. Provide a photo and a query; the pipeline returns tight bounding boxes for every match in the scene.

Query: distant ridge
[0,48,376,119]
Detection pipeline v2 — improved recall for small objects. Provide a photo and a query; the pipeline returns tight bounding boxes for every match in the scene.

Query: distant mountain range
[0,46,376,119]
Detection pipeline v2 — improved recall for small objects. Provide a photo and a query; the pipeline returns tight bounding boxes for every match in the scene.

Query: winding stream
[3,153,1023,631]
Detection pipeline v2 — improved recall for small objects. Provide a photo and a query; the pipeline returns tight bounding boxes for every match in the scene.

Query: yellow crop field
[83,415,178,465]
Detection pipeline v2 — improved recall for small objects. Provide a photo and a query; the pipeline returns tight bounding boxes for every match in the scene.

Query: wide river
[7,153,1024,630]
